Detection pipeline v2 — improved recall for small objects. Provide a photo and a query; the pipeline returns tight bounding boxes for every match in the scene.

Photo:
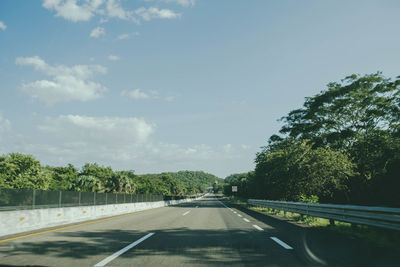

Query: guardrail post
[329,219,335,226]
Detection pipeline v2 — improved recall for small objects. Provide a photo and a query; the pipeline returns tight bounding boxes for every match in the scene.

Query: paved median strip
[182,210,191,216]
[270,237,293,250]
[94,232,155,267]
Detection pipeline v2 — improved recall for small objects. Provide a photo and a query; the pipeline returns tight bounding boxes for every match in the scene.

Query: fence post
[105,193,108,205]
[59,191,62,208]
[32,189,36,209]
[130,194,133,203]
[94,192,96,206]
[78,191,81,206]
[116,194,118,204]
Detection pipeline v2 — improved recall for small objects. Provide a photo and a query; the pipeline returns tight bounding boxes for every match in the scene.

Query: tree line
[225,73,400,207]
[0,153,223,196]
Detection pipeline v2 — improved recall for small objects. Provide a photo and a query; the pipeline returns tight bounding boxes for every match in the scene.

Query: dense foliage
[225,73,400,207]
[0,154,223,196]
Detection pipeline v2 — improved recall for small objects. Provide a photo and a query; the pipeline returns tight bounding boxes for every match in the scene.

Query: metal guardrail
[248,199,400,231]
[0,187,199,212]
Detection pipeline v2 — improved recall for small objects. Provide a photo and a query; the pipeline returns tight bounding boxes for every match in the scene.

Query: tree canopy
[0,154,223,196]
[224,73,400,207]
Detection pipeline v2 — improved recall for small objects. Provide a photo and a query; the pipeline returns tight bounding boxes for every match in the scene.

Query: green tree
[0,153,49,189]
[47,164,79,191]
[253,139,355,202]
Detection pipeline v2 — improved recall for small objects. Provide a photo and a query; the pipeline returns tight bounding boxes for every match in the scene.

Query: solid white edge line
[270,237,293,250]
[182,210,191,216]
[243,218,250,222]
[252,224,264,231]
[94,233,155,266]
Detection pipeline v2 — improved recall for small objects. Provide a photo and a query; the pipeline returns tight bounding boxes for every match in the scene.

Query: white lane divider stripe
[233,211,237,214]
[182,210,191,216]
[94,233,155,266]
[270,237,293,250]
[243,218,250,222]
[237,214,242,217]
[252,224,264,231]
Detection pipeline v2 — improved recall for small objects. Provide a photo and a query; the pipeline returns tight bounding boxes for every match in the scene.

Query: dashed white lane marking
[94,233,154,266]
[252,224,264,231]
[237,214,242,217]
[270,237,293,249]
[195,206,199,208]
[233,211,237,214]
[182,210,191,216]
[243,218,250,222]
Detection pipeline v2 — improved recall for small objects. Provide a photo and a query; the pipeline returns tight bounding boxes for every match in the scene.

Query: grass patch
[226,197,400,251]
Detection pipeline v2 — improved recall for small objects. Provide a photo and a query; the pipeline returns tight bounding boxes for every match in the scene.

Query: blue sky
[0,0,399,177]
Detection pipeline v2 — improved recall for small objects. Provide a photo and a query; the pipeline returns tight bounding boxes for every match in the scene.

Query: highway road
[0,194,399,266]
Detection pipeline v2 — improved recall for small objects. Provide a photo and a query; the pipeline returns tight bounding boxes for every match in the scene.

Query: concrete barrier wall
[0,198,196,237]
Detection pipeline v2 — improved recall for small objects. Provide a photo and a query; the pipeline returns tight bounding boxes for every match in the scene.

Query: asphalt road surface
[0,194,399,266]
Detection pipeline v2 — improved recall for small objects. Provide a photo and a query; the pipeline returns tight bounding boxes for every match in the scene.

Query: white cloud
[135,7,181,21]
[241,144,250,150]
[90,26,105,38]
[3,113,252,176]
[15,56,107,105]
[121,89,176,101]
[165,96,175,102]
[108,55,120,61]
[117,33,130,40]
[223,144,233,153]
[99,17,108,23]
[121,89,149,99]
[43,0,182,24]
[0,114,11,133]
[42,0,102,22]
[106,0,133,20]
[161,0,195,7]
[0,21,7,31]
[117,32,139,40]
[39,115,154,144]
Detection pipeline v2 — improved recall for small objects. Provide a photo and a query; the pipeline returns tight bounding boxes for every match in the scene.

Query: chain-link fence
[0,188,194,211]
